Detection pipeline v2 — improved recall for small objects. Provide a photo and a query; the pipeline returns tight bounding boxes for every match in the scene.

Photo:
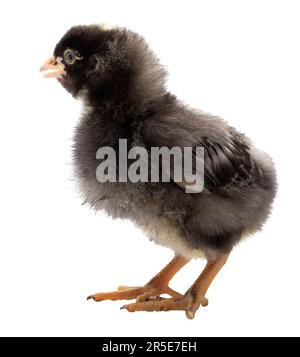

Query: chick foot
[121,253,229,319]
[121,291,208,319]
[87,255,189,302]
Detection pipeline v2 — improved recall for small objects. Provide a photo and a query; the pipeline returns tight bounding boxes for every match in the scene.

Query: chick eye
[64,49,77,65]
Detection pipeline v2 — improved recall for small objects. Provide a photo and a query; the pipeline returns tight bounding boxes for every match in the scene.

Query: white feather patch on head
[97,23,116,31]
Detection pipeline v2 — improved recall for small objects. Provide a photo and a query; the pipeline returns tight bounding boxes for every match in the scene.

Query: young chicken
[40,25,276,319]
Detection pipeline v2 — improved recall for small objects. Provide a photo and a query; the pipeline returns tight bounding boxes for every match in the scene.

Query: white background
[0,0,299,337]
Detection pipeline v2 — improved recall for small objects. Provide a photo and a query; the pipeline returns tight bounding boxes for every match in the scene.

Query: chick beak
[40,57,66,78]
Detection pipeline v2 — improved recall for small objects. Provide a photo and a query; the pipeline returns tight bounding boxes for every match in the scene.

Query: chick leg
[87,255,189,302]
[122,253,229,319]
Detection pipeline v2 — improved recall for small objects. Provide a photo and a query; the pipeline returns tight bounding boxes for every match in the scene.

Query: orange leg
[87,255,189,302]
[122,253,229,319]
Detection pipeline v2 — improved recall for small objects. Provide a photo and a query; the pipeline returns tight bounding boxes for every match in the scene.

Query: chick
[40,25,276,319]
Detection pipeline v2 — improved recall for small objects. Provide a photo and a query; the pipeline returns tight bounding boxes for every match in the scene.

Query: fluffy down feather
[51,25,277,257]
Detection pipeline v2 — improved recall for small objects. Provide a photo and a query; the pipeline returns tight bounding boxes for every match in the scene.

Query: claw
[186,310,196,320]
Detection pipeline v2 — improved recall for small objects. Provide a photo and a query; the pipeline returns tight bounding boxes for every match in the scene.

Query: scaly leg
[87,255,189,302]
[122,253,229,319]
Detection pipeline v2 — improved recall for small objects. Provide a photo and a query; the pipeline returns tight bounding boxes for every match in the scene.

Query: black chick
[41,25,276,319]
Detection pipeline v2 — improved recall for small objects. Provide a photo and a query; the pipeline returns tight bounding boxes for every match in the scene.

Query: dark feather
[51,25,277,255]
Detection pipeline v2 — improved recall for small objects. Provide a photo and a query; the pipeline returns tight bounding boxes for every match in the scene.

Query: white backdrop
[0,0,299,337]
